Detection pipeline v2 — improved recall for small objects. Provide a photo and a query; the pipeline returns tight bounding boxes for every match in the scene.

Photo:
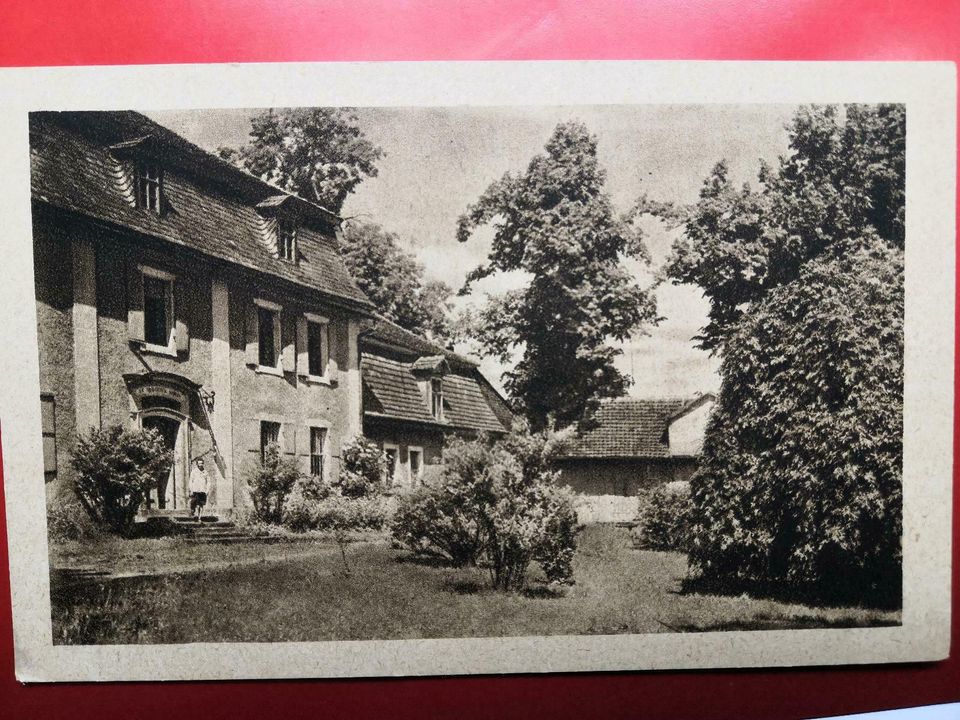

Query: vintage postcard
[0,61,954,682]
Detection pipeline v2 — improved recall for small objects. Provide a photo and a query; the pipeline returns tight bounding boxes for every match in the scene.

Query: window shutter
[127,263,144,343]
[281,316,295,373]
[174,281,190,355]
[321,323,331,378]
[296,316,309,377]
[245,303,259,366]
[282,426,296,456]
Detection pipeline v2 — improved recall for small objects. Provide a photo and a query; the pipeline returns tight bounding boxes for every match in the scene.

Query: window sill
[300,374,332,386]
[141,342,178,358]
[254,365,284,377]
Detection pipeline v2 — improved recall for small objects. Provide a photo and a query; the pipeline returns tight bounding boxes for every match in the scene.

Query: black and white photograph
[0,61,953,680]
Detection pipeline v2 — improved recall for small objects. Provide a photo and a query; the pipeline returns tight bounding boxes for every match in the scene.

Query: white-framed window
[309,427,327,478]
[135,160,162,213]
[277,219,297,262]
[41,394,57,481]
[141,266,175,352]
[430,377,444,420]
[254,298,283,372]
[383,443,399,486]
[260,420,280,462]
[306,313,329,379]
[408,446,424,486]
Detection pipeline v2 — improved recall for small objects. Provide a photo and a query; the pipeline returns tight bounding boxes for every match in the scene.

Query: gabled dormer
[109,135,166,215]
[256,195,303,263]
[411,355,449,421]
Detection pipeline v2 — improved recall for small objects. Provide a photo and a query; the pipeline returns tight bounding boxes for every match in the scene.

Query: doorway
[142,413,187,511]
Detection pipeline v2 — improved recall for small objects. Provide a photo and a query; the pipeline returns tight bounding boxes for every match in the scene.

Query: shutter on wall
[283,425,296,456]
[322,323,332,378]
[127,262,144,343]
[244,303,259,366]
[174,281,190,355]
[296,316,309,377]
[280,316,295,374]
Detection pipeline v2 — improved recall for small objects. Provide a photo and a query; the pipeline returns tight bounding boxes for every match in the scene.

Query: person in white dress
[188,457,210,522]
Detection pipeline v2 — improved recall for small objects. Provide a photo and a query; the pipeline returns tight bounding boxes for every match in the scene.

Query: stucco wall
[668,398,715,457]
[34,219,77,502]
[229,284,359,508]
[95,240,216,429]
[555,457,696,497]
[556,457,698,523]
[35,210,363,516]
[362,419,446,489]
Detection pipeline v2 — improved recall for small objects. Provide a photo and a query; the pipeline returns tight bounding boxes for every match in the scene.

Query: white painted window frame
[407,445,424,486]
[253,297,283,376]
[382,442,401,487]
[303,311,331,383]
[139,264,176,357]
[307,424,329,480]
[135,160,162,213]
[277,218,297,262]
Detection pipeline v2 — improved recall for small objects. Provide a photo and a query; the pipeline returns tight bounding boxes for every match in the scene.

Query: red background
[1,1,957,717]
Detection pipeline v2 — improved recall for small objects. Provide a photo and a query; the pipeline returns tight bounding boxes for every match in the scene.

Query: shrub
[634,482,693,552]
[390,422,581,589]
[282,486,386,533]
[534,485,580,583]
[338,435,388,498]
[391,482,486,566]
[71,425,172,535]
[688,240,903,603]
[47,498,101,543]
[244,442,301,524]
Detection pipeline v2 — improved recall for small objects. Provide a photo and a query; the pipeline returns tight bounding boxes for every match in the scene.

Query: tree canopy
[667,104,905,601]
[340,220,455,342]
[457,121,659,430]
[218,108,384,214]
[667,104,905,352]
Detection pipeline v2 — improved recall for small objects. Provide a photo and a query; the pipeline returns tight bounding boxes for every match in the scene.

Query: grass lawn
[51,525,900,644]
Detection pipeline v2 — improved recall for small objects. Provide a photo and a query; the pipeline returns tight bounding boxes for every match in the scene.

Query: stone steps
[145,515,279,543]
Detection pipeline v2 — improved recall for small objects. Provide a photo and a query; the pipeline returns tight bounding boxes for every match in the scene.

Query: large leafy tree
[457,122,658,430]
[219,108,384,214]
[340,221,455,342]
[666,104,905,601]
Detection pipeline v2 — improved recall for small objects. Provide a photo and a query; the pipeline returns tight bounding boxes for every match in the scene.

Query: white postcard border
[0,60,954,682]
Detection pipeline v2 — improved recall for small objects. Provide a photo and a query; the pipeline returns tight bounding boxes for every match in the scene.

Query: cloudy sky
[148,105,798,398]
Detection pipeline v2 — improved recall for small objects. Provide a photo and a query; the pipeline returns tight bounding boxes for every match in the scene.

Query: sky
[147,104,799,398]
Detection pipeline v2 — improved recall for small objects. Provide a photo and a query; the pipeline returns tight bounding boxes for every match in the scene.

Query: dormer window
[135,161,162,213]
[277,220,297,262]
[430,377,444,420]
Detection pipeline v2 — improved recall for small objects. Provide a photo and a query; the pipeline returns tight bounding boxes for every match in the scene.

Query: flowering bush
[391,460,487,567]
[243,442,301,524]
[390,422,581,590]
[71,425,172,535]
[338,435,388,498]
[282,486,386,532]
[633,482,693,552]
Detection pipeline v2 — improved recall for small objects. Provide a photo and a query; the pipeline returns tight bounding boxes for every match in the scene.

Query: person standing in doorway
[189,457,210,522]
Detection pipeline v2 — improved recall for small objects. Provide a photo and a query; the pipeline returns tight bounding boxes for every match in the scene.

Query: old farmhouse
[556,394,716,522]
[361,318,514,487]
[32,110,377,517]
[32,110,517,520]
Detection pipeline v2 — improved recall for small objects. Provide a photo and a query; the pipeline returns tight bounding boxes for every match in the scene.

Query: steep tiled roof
[29,111,373,311]
[560,398,696,459]
[362,355,508,433]
[360,318,510,434]
[360,317,478,369]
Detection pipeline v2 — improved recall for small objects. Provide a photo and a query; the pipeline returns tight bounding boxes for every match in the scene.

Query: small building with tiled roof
[31,110,376,518]
[556,394,716,522]
[360,317,514,488]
